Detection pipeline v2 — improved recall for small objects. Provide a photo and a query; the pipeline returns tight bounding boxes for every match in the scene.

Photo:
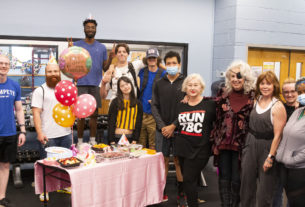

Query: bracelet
[266,159,273,164]
[20,131,26,136]
[19,124,25,127]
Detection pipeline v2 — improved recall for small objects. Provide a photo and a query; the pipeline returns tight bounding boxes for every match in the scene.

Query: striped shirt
[116,100,138,130]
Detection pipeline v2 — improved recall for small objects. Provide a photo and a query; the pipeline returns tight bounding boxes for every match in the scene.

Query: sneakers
[39,192,49,202]
[177,193,188,207]
[0,198,15,207]
[162,194,169,202]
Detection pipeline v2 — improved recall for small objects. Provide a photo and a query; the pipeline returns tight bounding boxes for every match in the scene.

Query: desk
[35,153,165,207]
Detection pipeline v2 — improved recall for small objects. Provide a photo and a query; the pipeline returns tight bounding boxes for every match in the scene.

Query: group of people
[0,16,304,207]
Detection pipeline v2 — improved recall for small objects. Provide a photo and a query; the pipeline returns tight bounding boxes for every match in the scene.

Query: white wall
[0,0,215,95]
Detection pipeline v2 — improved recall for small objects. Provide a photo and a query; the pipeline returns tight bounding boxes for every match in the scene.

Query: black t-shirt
[284,103,297,121]
[175,99,216,159]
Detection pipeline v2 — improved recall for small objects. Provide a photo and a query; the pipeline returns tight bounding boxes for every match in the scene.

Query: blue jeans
[40,134,72,159]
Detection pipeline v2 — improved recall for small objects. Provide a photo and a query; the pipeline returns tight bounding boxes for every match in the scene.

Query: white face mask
[166,66,179,76]
[297,94,305,105]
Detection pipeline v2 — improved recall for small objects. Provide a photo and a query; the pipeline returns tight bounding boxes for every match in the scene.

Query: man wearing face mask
[151,51,186,204]
[31,55,72,201]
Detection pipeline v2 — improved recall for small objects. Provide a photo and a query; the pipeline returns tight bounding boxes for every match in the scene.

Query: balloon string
[71,124,74,145]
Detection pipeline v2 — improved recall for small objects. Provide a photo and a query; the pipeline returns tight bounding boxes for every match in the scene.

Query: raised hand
[67,37,73,47]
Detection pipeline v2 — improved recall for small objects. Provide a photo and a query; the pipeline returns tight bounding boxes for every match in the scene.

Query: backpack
[138,67,164,99]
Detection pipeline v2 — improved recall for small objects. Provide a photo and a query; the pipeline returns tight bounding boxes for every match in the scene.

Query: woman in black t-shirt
[175,74,216,207]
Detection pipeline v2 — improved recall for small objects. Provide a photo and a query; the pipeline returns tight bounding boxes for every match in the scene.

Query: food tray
[99,152,130,161]
[57,157,83,168]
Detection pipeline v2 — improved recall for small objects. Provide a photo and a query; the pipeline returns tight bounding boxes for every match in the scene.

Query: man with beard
[32,56,72,201]
[72,16,113,146]
[0,54,26,207]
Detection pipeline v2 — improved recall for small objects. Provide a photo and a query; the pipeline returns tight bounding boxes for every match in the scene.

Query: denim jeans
[40,134,72,159]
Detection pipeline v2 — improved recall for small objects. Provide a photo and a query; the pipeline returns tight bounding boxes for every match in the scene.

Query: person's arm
[132,101,143,143]
[15,101,26,147]
[132,59,146,75]
[103,43,115,72]
[263,101,287,172]
[151,82,166,130]
[32,107,48,144]
[100,65,114,98]
[107,99,118,144]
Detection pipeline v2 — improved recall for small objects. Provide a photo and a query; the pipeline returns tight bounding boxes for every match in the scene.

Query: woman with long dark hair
[107,76,143,144]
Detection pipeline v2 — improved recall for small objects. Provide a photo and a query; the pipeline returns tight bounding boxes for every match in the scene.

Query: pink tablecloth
[35,153,165,207]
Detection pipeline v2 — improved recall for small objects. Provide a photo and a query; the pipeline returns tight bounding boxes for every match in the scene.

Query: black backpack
[138,67,164,99]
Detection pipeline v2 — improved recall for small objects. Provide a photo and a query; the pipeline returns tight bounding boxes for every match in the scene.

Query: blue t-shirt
[0,78,21,136]
[74,40,107,86]
[138,68,166,114]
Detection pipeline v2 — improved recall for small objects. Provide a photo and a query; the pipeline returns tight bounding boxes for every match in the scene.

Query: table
[35,153,166,207]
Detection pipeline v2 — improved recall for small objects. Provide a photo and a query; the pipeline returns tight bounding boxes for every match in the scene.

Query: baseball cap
[146,48,159,58]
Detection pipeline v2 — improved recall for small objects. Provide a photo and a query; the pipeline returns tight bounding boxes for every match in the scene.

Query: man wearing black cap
[138,48,166,150]
[72,17,113,146]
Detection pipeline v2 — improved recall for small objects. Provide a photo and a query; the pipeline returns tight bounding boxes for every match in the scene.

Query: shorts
[155,130,176,157]
[0,135,18,163]
[77,85,102,108]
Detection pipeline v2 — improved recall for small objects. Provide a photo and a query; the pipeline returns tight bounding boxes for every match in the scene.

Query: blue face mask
[297,94,305,105]
[166,66,179,76]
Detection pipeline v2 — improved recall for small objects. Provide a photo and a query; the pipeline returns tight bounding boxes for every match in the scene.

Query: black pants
[179,155,209,207]
[218,150,240,182]
[280,164,305,207]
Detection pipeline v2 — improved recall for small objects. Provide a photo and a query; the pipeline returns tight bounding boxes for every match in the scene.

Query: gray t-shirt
[276,106,305,168]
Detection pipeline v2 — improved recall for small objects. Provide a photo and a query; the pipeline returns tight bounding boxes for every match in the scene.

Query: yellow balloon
[52,103,75,127]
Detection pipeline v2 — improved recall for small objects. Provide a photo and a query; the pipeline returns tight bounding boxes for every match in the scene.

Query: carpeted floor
[6,160,220,207]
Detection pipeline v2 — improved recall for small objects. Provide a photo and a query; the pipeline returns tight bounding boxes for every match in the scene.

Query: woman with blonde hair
[240,71,286,207]
[211,60,255,207]
[175,73,216,207]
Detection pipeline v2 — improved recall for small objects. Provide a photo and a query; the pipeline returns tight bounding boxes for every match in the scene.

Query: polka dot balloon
[55,80,78,106]
[73,94,97,118]
[52,103,75,127]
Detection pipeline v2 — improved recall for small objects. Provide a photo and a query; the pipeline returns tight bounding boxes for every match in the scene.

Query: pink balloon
[73,94,97,118]
[55,80,78,106]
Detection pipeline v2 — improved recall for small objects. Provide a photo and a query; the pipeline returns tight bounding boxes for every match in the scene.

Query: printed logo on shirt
[178,110,205,136]
[0,89,15,98]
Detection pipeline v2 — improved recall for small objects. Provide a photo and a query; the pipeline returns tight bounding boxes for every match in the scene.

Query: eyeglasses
[283,90,297,95]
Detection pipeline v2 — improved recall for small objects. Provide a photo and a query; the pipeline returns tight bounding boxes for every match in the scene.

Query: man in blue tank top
[0,54,26,207]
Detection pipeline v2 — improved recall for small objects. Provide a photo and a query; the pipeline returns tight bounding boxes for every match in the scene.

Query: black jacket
[151,74,185,130]
[108,98,143,142]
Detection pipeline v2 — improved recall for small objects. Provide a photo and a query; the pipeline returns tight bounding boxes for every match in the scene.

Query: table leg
[43,165,47,206]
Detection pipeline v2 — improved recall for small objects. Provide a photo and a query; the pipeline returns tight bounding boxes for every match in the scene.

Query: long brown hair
[255,71,280,99]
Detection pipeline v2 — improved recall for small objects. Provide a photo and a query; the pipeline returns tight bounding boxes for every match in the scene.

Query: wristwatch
[268,154,275,161]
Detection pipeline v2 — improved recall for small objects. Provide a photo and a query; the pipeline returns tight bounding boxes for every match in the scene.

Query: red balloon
[55,80,78,106]
[73,94,97,118]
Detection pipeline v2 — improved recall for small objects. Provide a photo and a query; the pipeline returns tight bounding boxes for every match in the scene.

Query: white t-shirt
[31,83,71,138]
[106,60,145,101]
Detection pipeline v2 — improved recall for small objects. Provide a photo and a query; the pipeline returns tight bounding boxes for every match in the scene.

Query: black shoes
[0,198,15,207]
